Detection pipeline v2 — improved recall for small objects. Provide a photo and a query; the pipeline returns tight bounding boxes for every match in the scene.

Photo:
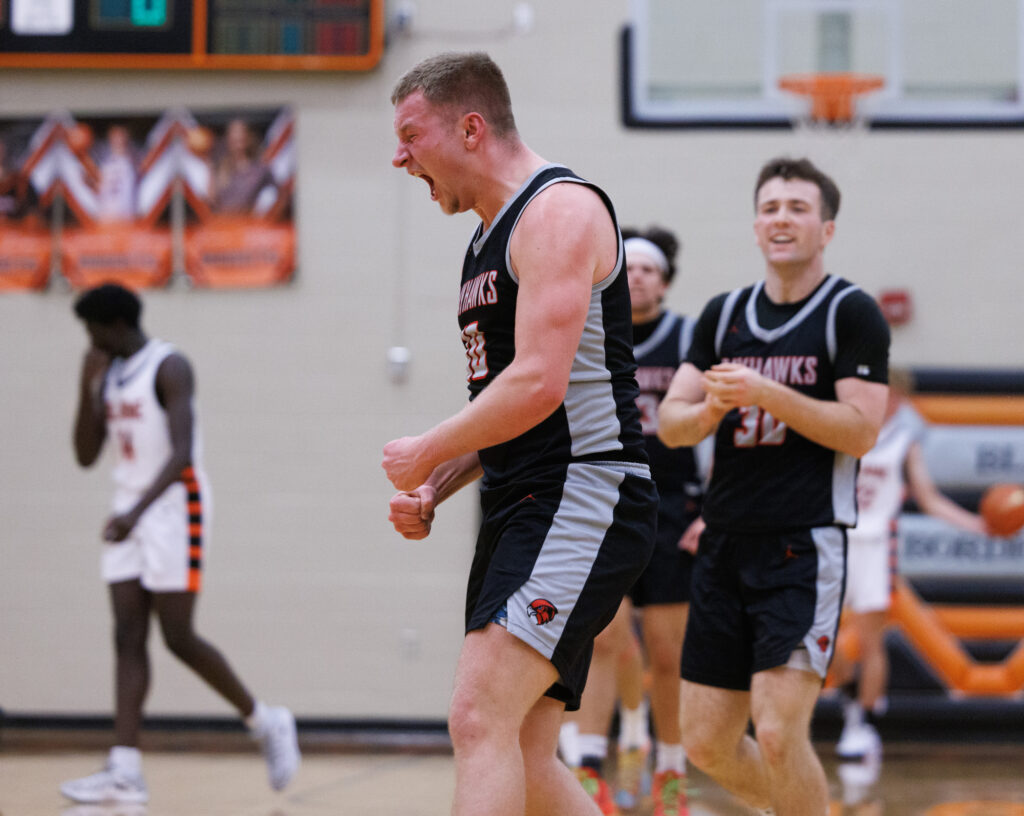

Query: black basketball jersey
[633,311,701,496]
[457,164,647,485]
[687,275,889,533]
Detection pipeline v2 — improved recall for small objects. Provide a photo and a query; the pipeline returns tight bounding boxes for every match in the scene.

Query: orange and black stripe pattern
[181,466,203,592]
[888,517,900,600]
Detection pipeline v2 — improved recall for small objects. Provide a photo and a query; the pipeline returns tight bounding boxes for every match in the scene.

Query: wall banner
[0,106,296,291]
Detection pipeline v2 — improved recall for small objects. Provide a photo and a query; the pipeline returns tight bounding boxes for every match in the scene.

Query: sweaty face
[392,91,466,215]
[626,252,668,322]
[754,177,833,268]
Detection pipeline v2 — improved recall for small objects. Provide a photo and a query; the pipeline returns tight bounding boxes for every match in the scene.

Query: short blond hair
[391,52,517,138]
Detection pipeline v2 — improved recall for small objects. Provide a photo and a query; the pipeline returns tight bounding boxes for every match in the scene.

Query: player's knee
[752,718,794,767]
[679,721,721,770]
[160,625,198,660]
[646,639,682,676]
[113,619,147,655]
[447,690,501,752]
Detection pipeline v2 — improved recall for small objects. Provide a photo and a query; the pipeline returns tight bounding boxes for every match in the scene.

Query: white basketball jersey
[98,154,137,221]
[103,339,205,509]
[849,402,925,543]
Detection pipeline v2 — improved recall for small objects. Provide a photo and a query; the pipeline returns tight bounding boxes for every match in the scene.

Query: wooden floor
[2,739,1023,816]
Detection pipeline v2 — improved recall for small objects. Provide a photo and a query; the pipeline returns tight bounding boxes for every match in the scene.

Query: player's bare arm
[103,353,196,542]
[704,362,888,457]
[904,442,987,533]
[388,451,483,541]
[382,183,608,492]
[74,347,111,467]
[657,362,730,448]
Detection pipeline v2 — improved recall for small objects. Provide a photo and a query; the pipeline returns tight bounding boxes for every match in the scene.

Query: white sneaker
[59,766,149,804]
[838,754,881,806]
[558,721,580,767]
[836,721,881,760]
[253,705,300,791]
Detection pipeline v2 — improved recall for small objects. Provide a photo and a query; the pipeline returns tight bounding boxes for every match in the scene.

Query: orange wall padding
[889,578,1024,696]
[910,395,1024,426]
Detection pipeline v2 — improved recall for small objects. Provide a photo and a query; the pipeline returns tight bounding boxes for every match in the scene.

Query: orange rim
[778,71,885,122]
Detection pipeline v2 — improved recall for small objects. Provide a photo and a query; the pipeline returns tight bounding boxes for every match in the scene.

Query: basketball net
[779,72,882,175]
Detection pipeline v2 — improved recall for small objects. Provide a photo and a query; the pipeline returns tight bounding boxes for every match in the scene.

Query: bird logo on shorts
[527,599,558,625]
[817,635,831,652]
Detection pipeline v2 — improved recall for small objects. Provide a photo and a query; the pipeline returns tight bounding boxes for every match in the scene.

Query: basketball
[979,483,1024,537]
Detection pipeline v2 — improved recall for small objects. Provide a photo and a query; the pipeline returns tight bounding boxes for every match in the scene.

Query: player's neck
[763,259,826,304]
[474,142,547,229]
[632,306,662,325]
[119,331,149,359]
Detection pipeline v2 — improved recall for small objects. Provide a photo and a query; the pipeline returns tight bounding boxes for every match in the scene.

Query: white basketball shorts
[101,470,210,592]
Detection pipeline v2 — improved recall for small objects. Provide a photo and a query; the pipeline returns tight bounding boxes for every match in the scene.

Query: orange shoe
[652,769,688,816]
[575,765,621,815]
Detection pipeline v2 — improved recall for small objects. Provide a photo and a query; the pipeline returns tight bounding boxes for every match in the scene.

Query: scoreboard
[0,0,383,70]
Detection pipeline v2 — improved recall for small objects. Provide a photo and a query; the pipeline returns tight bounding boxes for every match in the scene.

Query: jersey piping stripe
[633,312,678,359]
[744,275,841,344]
[714,287,745,358]
[500,175,625,293]
[679,314,695,360]
[181,466,203,593]
[825,283,861,365]
[472,163,568,258]
[492,166,630,460]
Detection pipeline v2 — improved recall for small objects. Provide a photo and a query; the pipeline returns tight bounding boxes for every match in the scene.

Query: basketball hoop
[777,72,885,205]
[778,72,884,127]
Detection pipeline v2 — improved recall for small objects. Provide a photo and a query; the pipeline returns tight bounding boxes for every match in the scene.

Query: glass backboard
[624,0,1024,128]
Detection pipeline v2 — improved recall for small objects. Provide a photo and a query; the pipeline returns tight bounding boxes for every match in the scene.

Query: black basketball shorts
[466,461,658,710]
[628,491,700,607]
[680,525,846,691]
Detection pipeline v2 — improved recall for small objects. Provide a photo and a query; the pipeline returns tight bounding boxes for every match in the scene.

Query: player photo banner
[0,106,296,291]
[184,108,296,288]
[0,115,50,291]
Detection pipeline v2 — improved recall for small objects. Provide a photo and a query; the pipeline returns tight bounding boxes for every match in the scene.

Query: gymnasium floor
[2,735,1022,816]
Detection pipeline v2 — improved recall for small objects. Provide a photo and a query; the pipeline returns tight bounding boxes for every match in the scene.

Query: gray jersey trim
[472,163,567,258]
[713,288,745,358]
[744,275,841,344]
[799,525,847,679]
[633,312,678,359]
[825,283,861,365]
[565,294,624,456]
[484,167,628,458]
[679,314,695,360]
[501,176,625,294]
[832,448,859,527]
[504,462,625,660]
[633,312,693,362]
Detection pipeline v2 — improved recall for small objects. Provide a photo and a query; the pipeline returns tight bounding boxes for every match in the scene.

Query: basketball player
[657,157,891,816]
[831,368,986,760]
[383,52,658,816]
[569,226,703,816]
[64,283,299,804]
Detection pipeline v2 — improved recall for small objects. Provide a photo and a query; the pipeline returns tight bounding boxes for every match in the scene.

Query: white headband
[624,236,669,273]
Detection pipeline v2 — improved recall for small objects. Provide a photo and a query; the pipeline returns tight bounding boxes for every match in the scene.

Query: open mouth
[414,171,437,201]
